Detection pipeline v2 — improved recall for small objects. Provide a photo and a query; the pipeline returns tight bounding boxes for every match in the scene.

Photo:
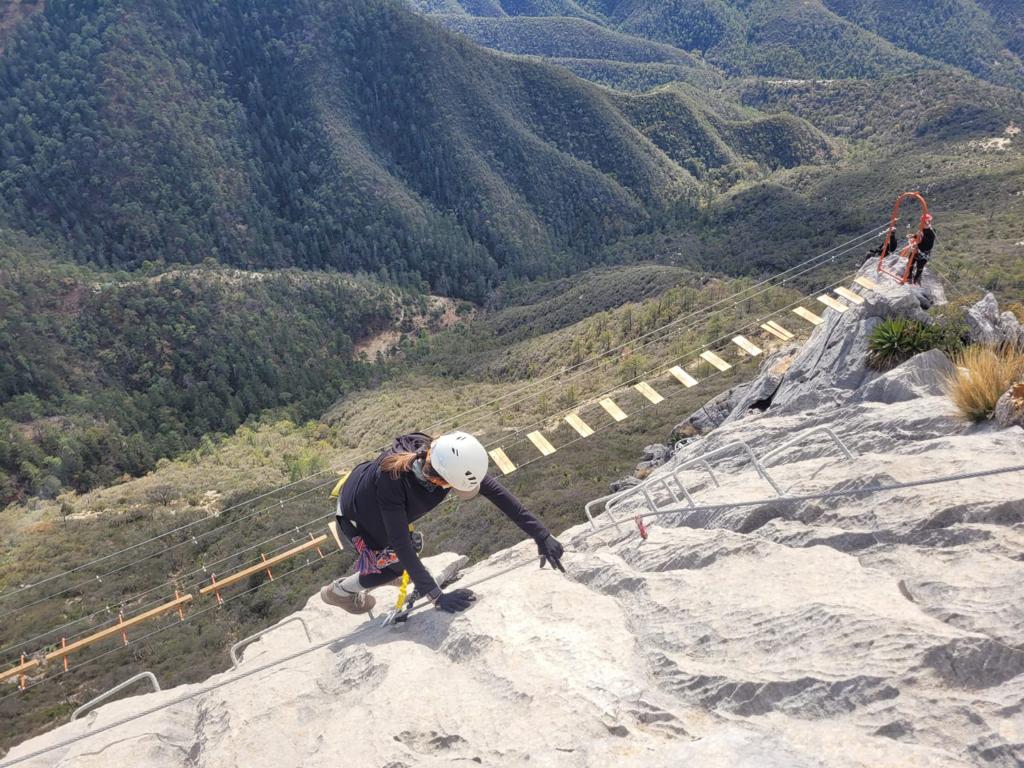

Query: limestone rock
[636,444,672,472]
[966,292,1023,346]
[609,475,641,492]
[994,383,1024,429]
[859,349,954,404]
[737,262,940,417]
[671,383,748,437]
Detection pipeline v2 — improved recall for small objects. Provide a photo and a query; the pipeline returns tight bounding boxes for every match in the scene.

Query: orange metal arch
[877,191,930,284]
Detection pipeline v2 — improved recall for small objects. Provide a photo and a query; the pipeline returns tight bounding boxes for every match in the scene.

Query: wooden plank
[834,286,865,305]
[793,306,824,326]
[199,537,328,596]
[526,431,557,456]
[761,323,789,341]
[817,294,849,313]
[327,520,345,552]
[46,594,195,661]
[855,275,882,292]
[0,658,39,684]
[767,320,795,339]
[731,335,762,357]
[564,413,593,437]
[700,350,732,371]
[669,366,698,388]
[489,448,517,475]
[634,382,664,404]
[599,398,628,422]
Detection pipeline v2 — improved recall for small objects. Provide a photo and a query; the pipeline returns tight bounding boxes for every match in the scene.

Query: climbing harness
[876,191,929,285]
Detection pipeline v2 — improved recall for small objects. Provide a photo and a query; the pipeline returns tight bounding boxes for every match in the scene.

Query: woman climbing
[321,431,566,614]
[911,214,936,285]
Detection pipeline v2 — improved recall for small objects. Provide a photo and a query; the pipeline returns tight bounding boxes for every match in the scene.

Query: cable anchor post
[209,574,223,606]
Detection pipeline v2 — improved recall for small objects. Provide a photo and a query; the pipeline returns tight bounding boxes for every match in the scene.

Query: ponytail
[380,449,425,478]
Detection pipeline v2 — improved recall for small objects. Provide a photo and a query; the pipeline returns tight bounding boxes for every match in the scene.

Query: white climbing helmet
[429,431,488,494]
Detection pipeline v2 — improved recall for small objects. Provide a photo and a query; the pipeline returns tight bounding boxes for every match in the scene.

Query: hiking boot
[320,583,376,614]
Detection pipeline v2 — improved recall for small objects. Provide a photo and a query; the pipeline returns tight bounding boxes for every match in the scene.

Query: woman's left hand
[536,535,566,573]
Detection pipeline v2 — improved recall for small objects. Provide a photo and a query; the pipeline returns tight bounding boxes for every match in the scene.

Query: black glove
[433,588,476,613]
[536,534,566,573]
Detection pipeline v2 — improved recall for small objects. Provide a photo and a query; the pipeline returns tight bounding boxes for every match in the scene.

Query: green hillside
[0,0,718,298]
[0,235,421,506]
[414,0,1024,87]
[823,0,1024,88]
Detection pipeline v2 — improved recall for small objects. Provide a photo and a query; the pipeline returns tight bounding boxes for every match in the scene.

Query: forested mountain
[412,0,1024,88]
[0,235,420,506]
[0,0,782,299]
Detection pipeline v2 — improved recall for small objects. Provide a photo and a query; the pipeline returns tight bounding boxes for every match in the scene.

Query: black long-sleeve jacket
[338,436,549,596]
[918,227,935,253]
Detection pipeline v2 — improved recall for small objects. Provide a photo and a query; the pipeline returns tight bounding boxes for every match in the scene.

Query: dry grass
[946,345,1024,422]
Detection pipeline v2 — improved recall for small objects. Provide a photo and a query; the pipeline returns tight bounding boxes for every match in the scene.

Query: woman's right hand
[434,588,476,613]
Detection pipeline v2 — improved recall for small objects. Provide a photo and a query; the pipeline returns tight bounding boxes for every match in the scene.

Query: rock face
[748,260,941,417]
[966,292,1024,347]
[859,348,954,404]
[994,383,1024,428]
[8,272,1024,768]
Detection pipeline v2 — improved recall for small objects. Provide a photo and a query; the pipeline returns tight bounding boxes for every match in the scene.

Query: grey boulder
[859,349,954,404]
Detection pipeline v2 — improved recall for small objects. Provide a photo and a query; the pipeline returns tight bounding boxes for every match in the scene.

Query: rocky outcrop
[859,348,954,404]
[8,271,1024,768]
[636,443,672,472]
[994,383,1024,428]
[966,292,1023,347]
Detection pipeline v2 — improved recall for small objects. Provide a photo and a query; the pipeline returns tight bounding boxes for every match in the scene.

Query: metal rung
[817,295,849,313]
[564,413,594,437]
[231,617,311,669]
[761,323,789,341]
[489,448,517,475]
[767,320,795,339]
[731,335,762,356]
[793,306,824,326]
[854,276,882,292]
[700,351,732,371]
[634,382,664,404]
[834,286,865,305]
[71,672,161,722]
[600,398,628,421]
[526,431,556,456]
[669,366,698,387]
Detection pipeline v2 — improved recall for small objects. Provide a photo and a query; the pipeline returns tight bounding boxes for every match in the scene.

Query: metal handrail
[760,425,854,466]
[231,616,311,669]
[71,672,160,721]
[673,441,784,497]
[586,428,851,532]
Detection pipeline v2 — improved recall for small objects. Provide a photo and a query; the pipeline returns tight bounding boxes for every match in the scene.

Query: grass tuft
[946,345,1024,422]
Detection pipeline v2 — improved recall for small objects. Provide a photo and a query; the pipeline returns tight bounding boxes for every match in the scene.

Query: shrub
[867,314,967,370]
[867,318,925,369]
[946,345,1024,422]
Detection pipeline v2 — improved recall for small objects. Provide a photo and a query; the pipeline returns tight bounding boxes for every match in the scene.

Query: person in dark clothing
[912,214,935,285]
[321,431,565,614]
[866,229,899,263]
